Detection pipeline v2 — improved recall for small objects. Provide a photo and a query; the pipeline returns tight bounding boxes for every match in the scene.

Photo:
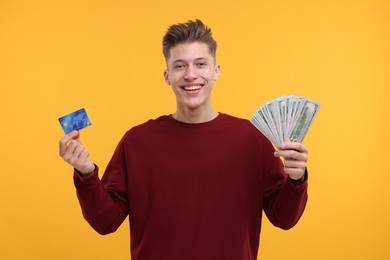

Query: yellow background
[1,0,389,259]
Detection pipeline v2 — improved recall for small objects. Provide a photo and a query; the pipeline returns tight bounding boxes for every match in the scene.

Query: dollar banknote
[251,95,320,148]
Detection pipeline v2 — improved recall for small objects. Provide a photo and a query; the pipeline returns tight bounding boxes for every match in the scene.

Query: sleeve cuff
[288,168,308,185]
[73,164,100,184]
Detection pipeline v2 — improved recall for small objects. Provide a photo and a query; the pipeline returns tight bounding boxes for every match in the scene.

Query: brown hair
[162,19,217,60]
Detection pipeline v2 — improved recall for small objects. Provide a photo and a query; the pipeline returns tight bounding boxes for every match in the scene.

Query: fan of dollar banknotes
[251,95,320,148]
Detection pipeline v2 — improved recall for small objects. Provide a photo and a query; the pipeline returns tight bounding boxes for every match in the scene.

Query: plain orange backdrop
[0,0,389,259]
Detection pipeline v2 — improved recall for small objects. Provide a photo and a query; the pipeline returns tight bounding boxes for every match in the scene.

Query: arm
[59,131,128,234]
[262,141,308,230]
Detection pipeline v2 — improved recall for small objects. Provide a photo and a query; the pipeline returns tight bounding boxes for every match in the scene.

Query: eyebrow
[172,57,209,64]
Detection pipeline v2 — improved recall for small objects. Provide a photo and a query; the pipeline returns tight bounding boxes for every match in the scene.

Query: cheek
[171,85,183,97]
[173,76,187,86]
[203,71,215,81]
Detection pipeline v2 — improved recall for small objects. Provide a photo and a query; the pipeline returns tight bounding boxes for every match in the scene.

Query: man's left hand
[274,142,308,180]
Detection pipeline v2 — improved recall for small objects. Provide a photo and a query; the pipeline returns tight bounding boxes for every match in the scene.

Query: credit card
[58,108,92,134]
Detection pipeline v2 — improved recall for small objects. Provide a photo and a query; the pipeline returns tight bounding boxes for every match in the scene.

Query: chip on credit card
[58,108,92,134]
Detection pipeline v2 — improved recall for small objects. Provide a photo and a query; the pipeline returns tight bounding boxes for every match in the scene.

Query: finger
[284,158,307,169]
[280,142,308,154]
[75,150,95,175]
[78,149,90,163]
[62,140,81,162]
[59,130,80,156]
[68,143,85,166]
[73,150,90,169]
[276,149,308,162]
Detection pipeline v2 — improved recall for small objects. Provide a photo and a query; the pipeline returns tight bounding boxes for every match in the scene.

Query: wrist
[289,169,307,185]
[75,164,96,177]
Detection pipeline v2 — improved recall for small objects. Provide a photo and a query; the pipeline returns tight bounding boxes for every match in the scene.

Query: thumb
[59,130,81,157]
[69,130,81,143]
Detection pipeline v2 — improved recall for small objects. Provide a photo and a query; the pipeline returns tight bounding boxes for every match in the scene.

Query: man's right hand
[59,130,95,176]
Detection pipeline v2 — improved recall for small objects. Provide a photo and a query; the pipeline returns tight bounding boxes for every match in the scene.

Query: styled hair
[162,19,217,60]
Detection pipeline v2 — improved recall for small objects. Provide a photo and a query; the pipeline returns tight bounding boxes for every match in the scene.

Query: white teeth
[183,86,202,91]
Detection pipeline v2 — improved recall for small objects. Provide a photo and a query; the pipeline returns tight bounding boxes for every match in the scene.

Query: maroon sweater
[74,113,307,260]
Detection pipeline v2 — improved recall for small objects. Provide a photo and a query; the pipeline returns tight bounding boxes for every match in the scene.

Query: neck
[173,107,218,124]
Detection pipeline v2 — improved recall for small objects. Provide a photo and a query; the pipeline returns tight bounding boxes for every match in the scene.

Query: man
[59,19,308,260]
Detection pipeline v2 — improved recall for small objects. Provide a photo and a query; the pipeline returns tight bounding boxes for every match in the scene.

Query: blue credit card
[58,108,92,134]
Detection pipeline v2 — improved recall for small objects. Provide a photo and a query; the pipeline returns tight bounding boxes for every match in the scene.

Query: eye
[196,62,208,68]
[174,64,185,70]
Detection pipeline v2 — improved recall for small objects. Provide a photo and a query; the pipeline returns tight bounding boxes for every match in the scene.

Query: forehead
[167,42,214,64]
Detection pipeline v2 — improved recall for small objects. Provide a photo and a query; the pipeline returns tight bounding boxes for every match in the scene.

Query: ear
[213,64,221,80]
[164,70,171,85]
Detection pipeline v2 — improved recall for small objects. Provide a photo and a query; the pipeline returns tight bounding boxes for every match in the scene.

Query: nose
[184,65,197,81]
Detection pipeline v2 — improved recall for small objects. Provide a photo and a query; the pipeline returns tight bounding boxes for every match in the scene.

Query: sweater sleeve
[261,139,308,230]
[73,136,129,235]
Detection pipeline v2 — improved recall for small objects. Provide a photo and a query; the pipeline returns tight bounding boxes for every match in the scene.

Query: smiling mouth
[181,85,204,91]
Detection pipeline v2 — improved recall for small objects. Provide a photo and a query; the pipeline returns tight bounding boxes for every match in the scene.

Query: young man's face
[164,42,220,113]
